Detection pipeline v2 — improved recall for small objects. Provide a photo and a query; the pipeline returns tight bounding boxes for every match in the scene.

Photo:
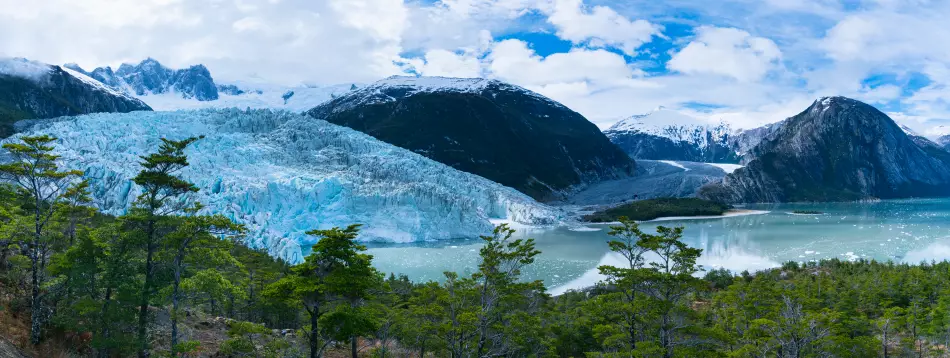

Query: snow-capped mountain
[11,109,563,263]
[604,107,740,163]
[68,59,360,112]
[67,58,219,101]
[701,96,950,203]
[308,76,636,201]
[0,57,151,137]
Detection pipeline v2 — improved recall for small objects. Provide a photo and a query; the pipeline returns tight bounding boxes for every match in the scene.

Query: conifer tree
[0,135,82,345]
[265,224,380,358]
[165,209,244,357]
[126,136,202,357]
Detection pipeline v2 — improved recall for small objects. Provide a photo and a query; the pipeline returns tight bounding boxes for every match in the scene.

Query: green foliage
[7,135,950,358]
[584,197,732,222]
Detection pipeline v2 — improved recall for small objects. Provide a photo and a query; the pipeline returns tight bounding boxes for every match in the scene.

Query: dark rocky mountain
[1,58,152,137]
[604,108,740,163]
[700,96,950,203]
[69,58,219,101]
[306,76,636,201]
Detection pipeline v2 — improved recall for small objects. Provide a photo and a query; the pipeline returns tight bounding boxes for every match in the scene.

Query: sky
[3,0,950,134]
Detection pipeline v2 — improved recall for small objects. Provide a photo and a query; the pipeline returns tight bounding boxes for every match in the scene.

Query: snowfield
[11,109,563,263]
[137,82,358,112]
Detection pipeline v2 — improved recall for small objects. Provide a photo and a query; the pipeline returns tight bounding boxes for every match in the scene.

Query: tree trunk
[309,306,320,358]
[29,241,42,345]
[137,221,156,358]
[29,206,43,345]
[98,287,113,358]
[171,252,184,358]
[351,336,357,358]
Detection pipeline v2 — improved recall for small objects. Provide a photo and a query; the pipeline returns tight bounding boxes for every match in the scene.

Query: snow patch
[61,66,139,101]
[707,163,743,174]
[659,160,689,171]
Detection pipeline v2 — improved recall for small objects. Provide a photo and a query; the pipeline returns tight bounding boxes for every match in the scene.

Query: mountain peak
[813,96,867,110]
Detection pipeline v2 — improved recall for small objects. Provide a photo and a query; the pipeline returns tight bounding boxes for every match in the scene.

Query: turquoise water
[365,198,950,294]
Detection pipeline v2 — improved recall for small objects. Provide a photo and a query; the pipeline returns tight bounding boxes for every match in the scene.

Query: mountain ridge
[0,57,152,137]
[308,75,636,201]
[700,96,950,203]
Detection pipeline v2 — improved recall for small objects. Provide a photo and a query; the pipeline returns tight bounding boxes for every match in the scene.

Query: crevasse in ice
[11,109,563,262]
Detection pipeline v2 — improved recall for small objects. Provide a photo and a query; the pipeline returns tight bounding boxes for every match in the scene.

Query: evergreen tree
[165,209,244,356]
[0,135,82,345]
[265,224,380,358]
[126,136,202,357]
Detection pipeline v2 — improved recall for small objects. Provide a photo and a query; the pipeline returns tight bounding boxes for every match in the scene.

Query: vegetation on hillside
[583,197,732,222]
[3,135,950,357]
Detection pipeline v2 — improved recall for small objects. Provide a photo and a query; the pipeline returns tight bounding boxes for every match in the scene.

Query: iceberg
[11,109,563,262]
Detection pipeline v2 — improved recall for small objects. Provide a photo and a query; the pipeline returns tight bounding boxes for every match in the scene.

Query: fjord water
[365,198,950,293]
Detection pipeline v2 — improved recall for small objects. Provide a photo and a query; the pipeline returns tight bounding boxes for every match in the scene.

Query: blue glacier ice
[10,109,564,262]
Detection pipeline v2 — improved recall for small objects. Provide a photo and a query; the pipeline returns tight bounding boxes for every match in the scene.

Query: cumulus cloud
[668,26,782,83]
[544,0,662,55]
[7,0,950,135]
[412,49,484,78]
[487,39,637,86]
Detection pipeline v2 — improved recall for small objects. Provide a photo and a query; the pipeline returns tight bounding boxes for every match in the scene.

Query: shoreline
[585,209,771,226]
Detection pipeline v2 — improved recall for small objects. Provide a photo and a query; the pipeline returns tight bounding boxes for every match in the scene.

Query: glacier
[10,109,564,263]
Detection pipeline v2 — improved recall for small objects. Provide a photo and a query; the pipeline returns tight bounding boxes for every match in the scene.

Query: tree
[639,225,704,357]
[126,136,202,357]
[265,224,380,358]
[0,135,82,345]
[596,217,653,352]
[165,210,245,357]
[475,224,543,356]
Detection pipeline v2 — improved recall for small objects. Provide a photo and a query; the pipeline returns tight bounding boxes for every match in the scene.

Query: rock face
[729,120,787,162]
[604,108,740,163]
[307,76,636,201]
[700,96,950,203]
[0,58,152,137]
[72,58,219,101]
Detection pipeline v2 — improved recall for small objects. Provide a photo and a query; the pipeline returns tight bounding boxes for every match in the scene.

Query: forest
[2,135,950,358]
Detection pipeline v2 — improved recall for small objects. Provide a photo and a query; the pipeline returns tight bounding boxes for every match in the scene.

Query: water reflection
[366,198,950,290]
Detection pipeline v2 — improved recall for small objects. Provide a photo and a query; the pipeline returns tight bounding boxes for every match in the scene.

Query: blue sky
[3,0,950,135]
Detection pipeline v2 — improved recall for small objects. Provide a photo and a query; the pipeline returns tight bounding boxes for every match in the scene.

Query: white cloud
[413,49,483,78]
[667,26,782,83]
[544,0,661,55]
[487,39,637,86]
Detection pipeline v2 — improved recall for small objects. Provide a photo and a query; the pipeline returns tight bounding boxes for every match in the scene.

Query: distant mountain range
[67,58,360,111]
[0,57,151,137]
[307,76,636,201]
[700,96,950,203]
[603,107,740,163]
[66,58,219,101]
